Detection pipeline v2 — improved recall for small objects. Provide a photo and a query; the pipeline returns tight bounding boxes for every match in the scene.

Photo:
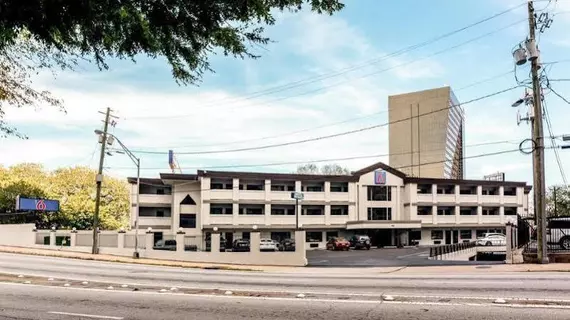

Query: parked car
[153,239,197,251]
[476,233,506,246]
[350,235,371,250]
[260,238,278,251]
[326,237,350,251]
[279,239,296,251]
[232,239,250,252]
[547,217,570,249]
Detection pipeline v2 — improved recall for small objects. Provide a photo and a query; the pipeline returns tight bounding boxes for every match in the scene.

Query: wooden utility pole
[92,107,111,254]
[527,0,548,264]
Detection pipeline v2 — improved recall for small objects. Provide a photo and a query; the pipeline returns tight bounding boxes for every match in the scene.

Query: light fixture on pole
[94,130,141,259]
[291,192,304,230]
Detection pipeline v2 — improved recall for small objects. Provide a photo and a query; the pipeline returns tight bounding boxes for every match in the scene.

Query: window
[302,182,324,192]
[548,219,570,229]
[242,232,250,240]
[431,230,443,240]
[271,232,291,241]
[211,179,232,190]
[460,207,477,215]
[179,214,196,228]
[306,232,323,242]
[210,204,233,215]
[156,188,165,195]
[271,184,295,192]
[271,205,295,216]
[326,231,339,240]
[482,187,498,195]
[417,184,432,194]
[459,187,476,195]
[240,180,265,191]
[460,230,472,239]
[139,185,172,195]
[302,205,325,215]
[240,204,264,215]
[437,207,454,216]
[504,207,517,215]
[367,208,392,220]
[483,207,499,216]
[367,186,392,201]
[330,182,349,192]
[437,185,455,194]
[503,187,517,196]
[417,206,432,215]
[138,207,172,217]
[331,205,349,216]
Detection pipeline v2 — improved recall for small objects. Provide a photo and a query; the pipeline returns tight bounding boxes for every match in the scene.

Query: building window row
[417,185,518,196]
[367,207,392,221]
[209,204,349,216]
[417,206,518,216]
[210,179,349,193]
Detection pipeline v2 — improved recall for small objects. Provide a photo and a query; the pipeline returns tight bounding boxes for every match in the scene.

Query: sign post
[291,192,304,230]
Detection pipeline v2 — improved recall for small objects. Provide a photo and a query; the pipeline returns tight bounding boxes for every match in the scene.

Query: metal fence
[524,217,570,254]
[429,241,476,259]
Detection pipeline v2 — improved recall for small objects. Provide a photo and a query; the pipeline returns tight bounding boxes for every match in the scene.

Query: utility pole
[92,107,111,254]
[553,186,557,217]
[527,0,548,264]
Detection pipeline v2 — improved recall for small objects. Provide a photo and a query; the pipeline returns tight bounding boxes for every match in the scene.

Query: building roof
[351,162,407,178]
[196,170,359,182]
[129,161,530,190]
[126,177,164,185]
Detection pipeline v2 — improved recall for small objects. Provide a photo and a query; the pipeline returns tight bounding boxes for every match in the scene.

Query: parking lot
[307,247,505,267]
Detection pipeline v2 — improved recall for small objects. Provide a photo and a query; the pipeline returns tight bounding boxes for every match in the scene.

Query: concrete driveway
[307,247,505,267]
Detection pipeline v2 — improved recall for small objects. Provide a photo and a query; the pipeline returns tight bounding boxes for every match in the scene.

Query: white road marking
[48,311,123,319]
[396,251,430,259]
[3,281,569,310]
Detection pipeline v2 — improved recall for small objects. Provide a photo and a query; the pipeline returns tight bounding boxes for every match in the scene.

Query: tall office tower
[388,86,464,179]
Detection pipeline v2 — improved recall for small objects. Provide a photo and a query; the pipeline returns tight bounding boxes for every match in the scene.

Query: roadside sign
[15,196,59,212]
[291,192,304,200]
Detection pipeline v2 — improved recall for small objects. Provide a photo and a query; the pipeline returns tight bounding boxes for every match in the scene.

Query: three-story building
[128,162,530,250]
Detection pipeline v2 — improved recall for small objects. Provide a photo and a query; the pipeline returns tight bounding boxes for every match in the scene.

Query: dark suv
[350,235,371,250]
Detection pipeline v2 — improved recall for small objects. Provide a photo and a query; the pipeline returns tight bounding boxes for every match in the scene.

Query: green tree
[546,185,570,217]
[0,164,130,230]
[0,0,344,137]
[296,163,350,175]
[49,167,130,230]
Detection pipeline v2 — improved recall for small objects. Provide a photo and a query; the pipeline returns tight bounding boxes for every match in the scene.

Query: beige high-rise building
[388,86,464,179]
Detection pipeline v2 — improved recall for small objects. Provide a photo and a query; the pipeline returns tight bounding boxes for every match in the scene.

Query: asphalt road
[2,283,570,320]
[307,247,505,267]
[1,253,570,300]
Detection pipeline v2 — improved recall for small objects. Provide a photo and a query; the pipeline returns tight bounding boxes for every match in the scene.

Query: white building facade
[129,162,530,250]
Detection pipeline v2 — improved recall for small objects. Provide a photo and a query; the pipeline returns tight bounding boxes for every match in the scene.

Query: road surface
[1,253,570,319]
[1,283,570,320]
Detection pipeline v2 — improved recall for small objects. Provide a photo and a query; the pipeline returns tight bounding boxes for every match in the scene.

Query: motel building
[128,162,531,250]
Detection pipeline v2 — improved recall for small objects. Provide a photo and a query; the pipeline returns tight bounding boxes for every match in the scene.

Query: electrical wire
[549,86,570,105]
[543,99,568,184]
[112,146,548,190]
[119,86,521,155]
[127,18,527,121]
[125,4,526,120]
[108,139,521,171]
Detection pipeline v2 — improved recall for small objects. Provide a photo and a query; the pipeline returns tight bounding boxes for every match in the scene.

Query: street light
[94,130,141,259]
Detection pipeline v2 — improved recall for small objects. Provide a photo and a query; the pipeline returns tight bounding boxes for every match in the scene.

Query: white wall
[0,224,36,246]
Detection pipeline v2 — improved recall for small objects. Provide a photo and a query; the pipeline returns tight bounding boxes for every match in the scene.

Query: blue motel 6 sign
[374,170,387,185]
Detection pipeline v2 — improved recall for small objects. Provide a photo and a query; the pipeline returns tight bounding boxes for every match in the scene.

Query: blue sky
[1,0,569,187]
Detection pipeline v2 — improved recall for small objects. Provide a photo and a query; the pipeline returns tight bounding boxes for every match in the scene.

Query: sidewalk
[1,245,569,274]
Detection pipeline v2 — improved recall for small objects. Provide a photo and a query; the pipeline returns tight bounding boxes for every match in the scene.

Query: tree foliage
[0,0,344,137]
[546,185,570,217]
[0,164,129,229]
[296,163,350,175]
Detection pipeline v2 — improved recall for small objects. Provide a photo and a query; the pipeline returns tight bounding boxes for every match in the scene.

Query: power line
[127,18,527,121]
[113,147,544,191]
[132,69,520,151]
[123,86,521,155]
[126,4,526,120]
[107,139,521,171]
[549,86,570,105]
[543,100,568,184]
